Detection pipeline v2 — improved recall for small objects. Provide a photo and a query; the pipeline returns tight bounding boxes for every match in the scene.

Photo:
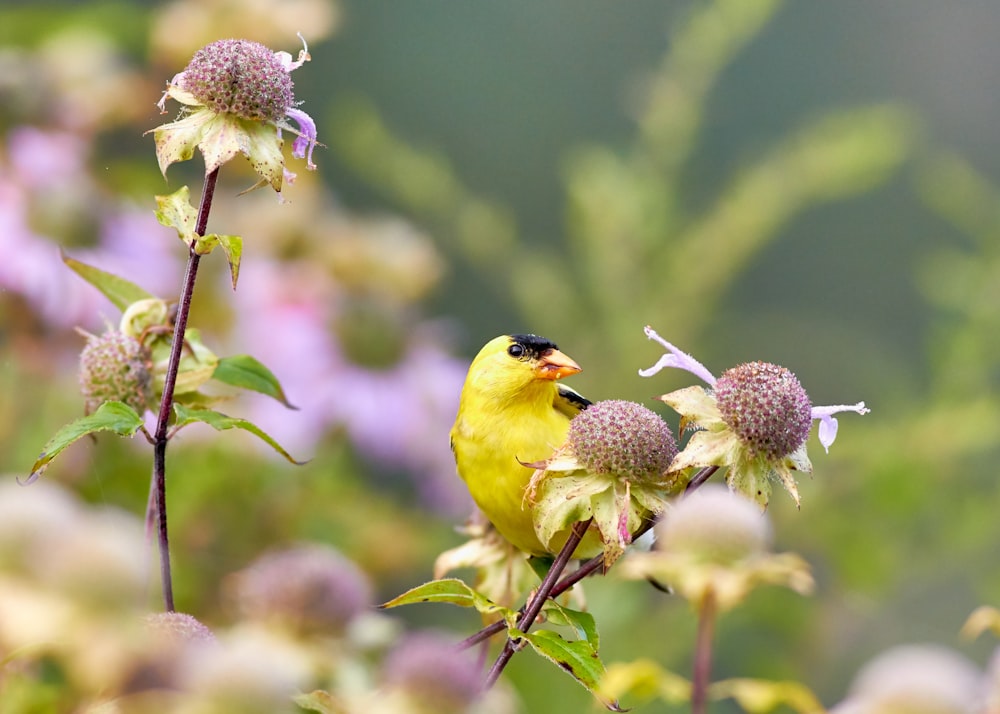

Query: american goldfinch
[450,334,601,557]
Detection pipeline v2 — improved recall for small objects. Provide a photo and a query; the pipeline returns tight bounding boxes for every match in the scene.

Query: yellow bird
[450,334,600,557]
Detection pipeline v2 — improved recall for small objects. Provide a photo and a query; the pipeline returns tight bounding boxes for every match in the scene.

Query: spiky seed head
[658,485,771,565]
[229,545,372,634]
[78,330,153,415]
[567,400,678,484]
[180,39,293,122]
[714,361,812,459]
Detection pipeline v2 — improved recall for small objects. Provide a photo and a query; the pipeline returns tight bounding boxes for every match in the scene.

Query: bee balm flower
[151,37,318,194]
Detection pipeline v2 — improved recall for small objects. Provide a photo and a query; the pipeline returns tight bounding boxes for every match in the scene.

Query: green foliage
[27,401,145,483]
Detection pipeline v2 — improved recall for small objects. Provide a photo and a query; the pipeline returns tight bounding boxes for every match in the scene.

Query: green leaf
[216,233,243,289]
[62,252,153,311]
[542,601,600,649]
[154,186,198,245]
[167,328,220,396]
[171,404,306,465]
[380,578,512,620]
[213,355,296,409]
[27,401,145,483]
[514,628,621,711]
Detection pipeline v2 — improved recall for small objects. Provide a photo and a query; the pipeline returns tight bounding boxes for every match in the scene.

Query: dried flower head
[151,36,317,193]
[180,40,294,122]
[641,326,870,508]
[78,329,153,415]
[568,399,678,483]
[528,400,681,566]
[715,361,812,460]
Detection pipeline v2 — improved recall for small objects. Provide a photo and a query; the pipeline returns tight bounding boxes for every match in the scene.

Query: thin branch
[148,167,219,612]
[459,466,720,651]
[484,518,593,687]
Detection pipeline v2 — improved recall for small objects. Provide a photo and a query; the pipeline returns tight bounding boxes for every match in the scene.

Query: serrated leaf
[213,355,296,409]
[171,404,306,465]
[710,678,825,713]
[26,402,145,483]
[294,690,348,714]
[154,186,198,245]
[380,578,511,620]
[62,253,153,311]
[542,601,600,649]
[514,628,621,711]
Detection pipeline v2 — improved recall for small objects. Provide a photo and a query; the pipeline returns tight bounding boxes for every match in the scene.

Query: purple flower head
[152,35,318,192]
[641,325,869,453]
[179,39,293,122]
[641,325,870,507]
[567,399,678,483]
[715,361,813,460]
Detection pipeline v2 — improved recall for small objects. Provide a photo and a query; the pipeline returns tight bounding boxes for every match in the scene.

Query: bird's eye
[507,344,525,358]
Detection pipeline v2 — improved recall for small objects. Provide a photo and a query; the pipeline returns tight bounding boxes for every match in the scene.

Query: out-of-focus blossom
[378,632,485,713]
[151,0,339,66]
[230,259,469,514]
[0,128,180,331]
[227,544,372,635]
[619,485,813,612]
[831,644,983,714]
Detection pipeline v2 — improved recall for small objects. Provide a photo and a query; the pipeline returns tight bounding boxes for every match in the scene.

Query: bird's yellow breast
[452,379,571,554]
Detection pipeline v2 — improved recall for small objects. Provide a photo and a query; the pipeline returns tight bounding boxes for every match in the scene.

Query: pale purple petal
[285,107,317,169]
[276,34,310,72]
[639,325,717,386]
[811,402,869,452]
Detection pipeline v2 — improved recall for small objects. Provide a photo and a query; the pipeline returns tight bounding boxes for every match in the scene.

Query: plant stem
[484,518,593,687]
[686,465,718,492]
[149,167,219,611]
[691,591,717,714]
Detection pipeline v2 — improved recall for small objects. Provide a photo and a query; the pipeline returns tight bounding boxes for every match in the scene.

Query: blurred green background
[1,0,999,710]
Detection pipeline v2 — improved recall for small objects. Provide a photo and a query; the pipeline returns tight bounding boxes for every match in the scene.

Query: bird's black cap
[508,334,558,361]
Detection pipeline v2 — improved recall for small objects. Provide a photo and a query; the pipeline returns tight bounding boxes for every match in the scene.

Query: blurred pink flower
[230,261,470,515]
[0,127,180,330]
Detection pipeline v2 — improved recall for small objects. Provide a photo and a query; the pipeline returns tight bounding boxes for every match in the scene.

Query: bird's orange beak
[535,349,582,380]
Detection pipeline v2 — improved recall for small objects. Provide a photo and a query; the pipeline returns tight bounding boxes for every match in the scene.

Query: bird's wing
[554,383,592,417]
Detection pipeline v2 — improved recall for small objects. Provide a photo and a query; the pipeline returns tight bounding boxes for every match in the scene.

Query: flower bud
[180,39,294,122]
[229,545,372,635]
[78,329,152,415]
[658,485,771,565]
[714,361,812,459]
[567,400,677,484]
